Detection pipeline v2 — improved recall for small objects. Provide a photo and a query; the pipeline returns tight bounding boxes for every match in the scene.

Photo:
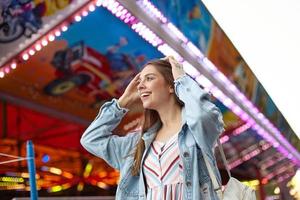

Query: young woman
[80,56,224,200]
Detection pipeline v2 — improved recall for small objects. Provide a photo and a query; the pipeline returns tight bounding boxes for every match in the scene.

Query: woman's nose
[137,80,145,90]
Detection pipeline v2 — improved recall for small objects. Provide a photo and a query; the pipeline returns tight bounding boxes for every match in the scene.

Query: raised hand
[118,73,142,109]
[167,56,185,80]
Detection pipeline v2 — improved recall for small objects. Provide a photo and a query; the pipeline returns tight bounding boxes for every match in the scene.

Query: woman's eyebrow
[138,73,157,81]
[143,73,156,77]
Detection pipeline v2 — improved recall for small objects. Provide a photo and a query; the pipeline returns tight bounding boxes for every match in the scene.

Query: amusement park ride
[0,0,299,199]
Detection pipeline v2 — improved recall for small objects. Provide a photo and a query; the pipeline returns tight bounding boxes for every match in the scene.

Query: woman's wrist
[173,72,186,80]
[117,96,130,109]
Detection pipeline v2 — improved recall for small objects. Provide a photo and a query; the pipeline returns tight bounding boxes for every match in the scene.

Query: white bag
[202,139,256,200]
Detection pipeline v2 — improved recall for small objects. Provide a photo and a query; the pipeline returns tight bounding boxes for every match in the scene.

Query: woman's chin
[142,102,154,110]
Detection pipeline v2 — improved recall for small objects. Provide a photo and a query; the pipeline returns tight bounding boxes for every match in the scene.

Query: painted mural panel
[0,0,88,66]
[151,0,212,53]
[0,6,162,129]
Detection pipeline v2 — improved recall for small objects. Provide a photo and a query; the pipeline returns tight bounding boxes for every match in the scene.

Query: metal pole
[26,140,38,200]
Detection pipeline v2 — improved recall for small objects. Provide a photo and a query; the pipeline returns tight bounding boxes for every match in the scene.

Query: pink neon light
[35,44,42,51]
[89,5,96,12]
[82,11,88,17]
[61,25,68,32]
[4,67,10,73]
[74,15,81,22]
[48,34,55,42]
[22,54,29,61]
[54,30,61,37]
[11,63,17,69]
[228,142,272,169]
[41,40,48,46]
[29,49,35,56]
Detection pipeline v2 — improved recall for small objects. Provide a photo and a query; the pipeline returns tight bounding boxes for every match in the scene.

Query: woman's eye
[146,77,154,81]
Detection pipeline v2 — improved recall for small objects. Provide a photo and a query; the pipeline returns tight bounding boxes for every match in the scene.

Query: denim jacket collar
[141,120,161,147]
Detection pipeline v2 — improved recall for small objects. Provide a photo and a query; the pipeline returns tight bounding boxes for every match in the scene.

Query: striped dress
[143,134,184,200]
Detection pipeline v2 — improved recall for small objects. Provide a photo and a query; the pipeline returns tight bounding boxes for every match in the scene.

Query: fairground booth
[0,0,299,199]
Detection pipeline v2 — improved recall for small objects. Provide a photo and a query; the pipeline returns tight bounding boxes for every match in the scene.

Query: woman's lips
[140,92,151,100]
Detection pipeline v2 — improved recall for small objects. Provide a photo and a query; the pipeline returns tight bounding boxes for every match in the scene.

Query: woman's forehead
[140,64,159,76]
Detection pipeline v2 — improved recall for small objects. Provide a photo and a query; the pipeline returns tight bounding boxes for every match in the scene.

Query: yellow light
[0,182,18,186]
[49,167,62,175]
[274,187,280,195]
[85,163,92,172]
[1,177,24,183]
[50,185,62,192]
[6,184,25,190]
[77,182,84,191]
[241,179,259,189]
[84,163,93,178]
[250,180,259,186]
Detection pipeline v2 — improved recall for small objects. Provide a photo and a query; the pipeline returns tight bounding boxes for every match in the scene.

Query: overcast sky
[201,0,300,138]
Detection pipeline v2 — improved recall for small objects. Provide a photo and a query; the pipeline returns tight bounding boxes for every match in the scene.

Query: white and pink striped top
[143,134,184,200]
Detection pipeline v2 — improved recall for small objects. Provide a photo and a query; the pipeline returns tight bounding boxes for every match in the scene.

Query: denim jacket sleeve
[80,99,140,170]
[174,74,225,149]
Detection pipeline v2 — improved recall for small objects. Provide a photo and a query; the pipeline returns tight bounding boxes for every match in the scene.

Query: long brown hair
[131,59,183,176]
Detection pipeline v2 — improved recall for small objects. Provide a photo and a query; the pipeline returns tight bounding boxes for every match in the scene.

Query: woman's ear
[169,85,174,93]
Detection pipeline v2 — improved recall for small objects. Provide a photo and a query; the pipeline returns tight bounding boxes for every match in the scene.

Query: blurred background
[0,0,299,199]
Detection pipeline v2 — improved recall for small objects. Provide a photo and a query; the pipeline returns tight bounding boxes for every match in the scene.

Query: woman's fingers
[133,73,140,83]
[167,56,185,80]
[131,74,141,90]
[118,74,140,108]
[160,56,169,61]
[128,73,141,96]
[168,56,182,67]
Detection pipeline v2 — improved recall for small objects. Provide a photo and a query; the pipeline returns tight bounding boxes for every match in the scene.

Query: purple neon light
[187,42,205,58]
[167,23,188,43]
[182,61,200,78]
[265,163,295,180]
[232,122,252,136]
[228,142,272,169]
[260,152,285,170]
[137,0,168,23]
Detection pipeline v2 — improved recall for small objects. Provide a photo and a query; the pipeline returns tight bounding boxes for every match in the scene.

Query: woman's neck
[157,102,182,130]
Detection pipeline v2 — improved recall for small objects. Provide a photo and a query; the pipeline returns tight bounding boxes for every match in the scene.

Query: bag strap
[202,152,221,191]
[217,139,231,178]
[202,139,231,191]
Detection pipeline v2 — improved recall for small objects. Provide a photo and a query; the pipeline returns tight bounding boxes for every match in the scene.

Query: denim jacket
[80,74,224,199]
